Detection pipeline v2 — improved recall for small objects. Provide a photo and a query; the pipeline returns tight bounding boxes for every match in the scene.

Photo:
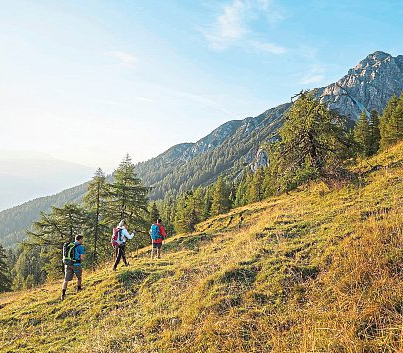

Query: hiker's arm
[80,246,85,262]
[161,226,167,239]
[122,228,134,240]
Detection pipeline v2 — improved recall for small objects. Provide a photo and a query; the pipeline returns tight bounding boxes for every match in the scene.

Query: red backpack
[111,227,123,246]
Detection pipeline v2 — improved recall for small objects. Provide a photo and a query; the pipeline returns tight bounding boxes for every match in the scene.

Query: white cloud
[105,51,137,68]
[203,0,247,50]
[202,0,286,54]
[249,40,286,54]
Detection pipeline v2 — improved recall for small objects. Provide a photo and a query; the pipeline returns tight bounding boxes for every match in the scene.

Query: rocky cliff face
[318,51,403,120]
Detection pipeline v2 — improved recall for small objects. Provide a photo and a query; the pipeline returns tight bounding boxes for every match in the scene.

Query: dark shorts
[152,242,162,249]
[64,265,82,281]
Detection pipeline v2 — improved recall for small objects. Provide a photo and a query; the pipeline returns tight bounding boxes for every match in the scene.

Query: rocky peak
[318,51,403,120]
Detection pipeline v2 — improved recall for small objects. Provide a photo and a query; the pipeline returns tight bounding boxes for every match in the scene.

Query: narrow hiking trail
[2,143,403,352]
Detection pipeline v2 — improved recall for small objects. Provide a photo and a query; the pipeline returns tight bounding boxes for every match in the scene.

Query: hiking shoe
[61,293,66,301]
[112,267,117,271]
[125,263,130,267]
[77,287,82,292]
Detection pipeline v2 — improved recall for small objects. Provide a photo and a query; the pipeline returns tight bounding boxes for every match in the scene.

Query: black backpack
[62,242,80,265]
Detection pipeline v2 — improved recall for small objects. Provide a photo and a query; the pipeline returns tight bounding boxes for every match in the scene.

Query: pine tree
[174,194,189,233]
[188,208,199,232]
[353,111,372,157]
[12,245,45,288]
[159,194,175,237]
[390,93,403,143]
[149,202,160,224]
[234,174,248,207]
[83,168,109,267]
[211,176,230,216]
[107,154,150,246]
[380,95,399,149]
[0,244,11,292]
[368,109,380,155]
[26,203,89,279]
[279,91,350,184]
[203,188,212,219]
[248,168,265,203]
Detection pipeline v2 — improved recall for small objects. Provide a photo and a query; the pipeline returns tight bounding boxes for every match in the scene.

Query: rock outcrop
[318,51,403,120]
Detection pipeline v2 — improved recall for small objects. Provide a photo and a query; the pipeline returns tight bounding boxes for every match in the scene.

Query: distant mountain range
[0,151,93,211]
[1,51,403,247]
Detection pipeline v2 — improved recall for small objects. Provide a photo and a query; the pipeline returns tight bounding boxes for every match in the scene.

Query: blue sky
[0,0,402,172]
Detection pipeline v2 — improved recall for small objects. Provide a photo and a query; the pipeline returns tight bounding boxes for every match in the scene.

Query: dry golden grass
[3,142,403,352]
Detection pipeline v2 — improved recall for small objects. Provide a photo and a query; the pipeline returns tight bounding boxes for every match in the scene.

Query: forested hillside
[136,103,290,199]
[3,140,403,352]
[0,183,87,248]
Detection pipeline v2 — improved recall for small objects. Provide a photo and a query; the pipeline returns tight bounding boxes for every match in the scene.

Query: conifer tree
[149,202,160,224]
[368,109,380,154]
[174,194,189,233]
[159,194,175,236]
[203,188,212,219]
[0,244,11,292]
[279,91,350,184]
[380,95,399,149]
[192,187,205,222]
[188,208,199,232]
[26,203,89,279]
[234,174,249,207]
[211,176,230,216]
[11,245,45,289]
[390,93,403,143]
[248,168,265,203]
[353,111,372,156]
[107,154,149,245]
[84,168,109,267]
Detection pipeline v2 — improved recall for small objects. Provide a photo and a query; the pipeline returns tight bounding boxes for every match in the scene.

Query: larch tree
[0,244,11,292]
[107,154,150,246]
[353,111,372,156]
[83,168,109,267]
[211,176,230,216]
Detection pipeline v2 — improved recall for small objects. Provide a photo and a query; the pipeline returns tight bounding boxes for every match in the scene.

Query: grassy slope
[2,143,403,353]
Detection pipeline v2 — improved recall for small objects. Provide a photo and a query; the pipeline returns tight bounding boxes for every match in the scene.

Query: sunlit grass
[2,142,403,352]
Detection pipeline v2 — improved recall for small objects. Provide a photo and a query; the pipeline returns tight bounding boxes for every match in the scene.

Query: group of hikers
[61,218,166,300]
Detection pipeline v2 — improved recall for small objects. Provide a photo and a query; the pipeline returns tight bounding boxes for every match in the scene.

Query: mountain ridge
[1,50,403,247]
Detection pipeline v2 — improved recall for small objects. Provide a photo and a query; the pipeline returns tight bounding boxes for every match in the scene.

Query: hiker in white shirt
[112,219,135,271]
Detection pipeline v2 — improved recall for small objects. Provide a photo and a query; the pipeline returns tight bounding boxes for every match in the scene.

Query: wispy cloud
[203,0,246,50]
[202,0,286,54]
[249,40,286,54]
[299,64,326,85]
[105,51,137,68]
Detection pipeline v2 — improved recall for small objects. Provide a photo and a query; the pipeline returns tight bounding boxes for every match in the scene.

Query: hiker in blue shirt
[61,235,85,300]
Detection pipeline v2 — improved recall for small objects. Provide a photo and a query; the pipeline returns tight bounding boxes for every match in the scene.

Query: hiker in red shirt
[149,218,166,259]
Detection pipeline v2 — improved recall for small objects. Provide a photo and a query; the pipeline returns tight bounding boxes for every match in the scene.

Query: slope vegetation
[2,143,403,352]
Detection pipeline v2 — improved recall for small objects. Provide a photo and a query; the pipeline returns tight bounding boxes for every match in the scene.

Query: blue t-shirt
[73,241,85,266]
